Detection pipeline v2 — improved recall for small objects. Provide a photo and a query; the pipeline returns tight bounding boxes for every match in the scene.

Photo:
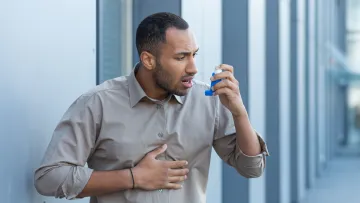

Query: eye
[193,52,198,57]
[176,56,186,61]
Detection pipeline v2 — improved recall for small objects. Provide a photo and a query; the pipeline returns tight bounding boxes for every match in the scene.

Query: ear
[140,51,156,71]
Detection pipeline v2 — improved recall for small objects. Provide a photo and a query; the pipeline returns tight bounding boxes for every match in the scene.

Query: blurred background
[1,0,360,203]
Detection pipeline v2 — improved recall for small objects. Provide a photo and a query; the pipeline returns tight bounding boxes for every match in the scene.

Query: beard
[152,60,188,96]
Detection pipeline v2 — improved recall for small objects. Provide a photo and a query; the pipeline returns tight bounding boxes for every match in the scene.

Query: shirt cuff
[236,132,269,168]
[62,166,94,200]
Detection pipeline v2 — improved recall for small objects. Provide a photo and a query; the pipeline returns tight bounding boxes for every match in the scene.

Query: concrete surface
[302,143,360,203]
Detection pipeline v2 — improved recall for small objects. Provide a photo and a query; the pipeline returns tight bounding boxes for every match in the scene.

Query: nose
[186,57,198,75]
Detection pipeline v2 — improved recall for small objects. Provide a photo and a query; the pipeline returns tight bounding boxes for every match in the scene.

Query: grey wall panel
[330,0,346,159]
[328,0,336,160]
[265,1,292,202]
[132,0,181,64]
[338,0,348,147]
[98,0,123,84]
[325,0,331,163]
[323,0,330,166]
[304,0,311,190]
[279,1,291,202]
[265,0,281,202]
[314,0,320,178]
[297,0,307,199]
[333,0,339,159]
[328,0,333,160]
[290,0,299,201]
[0,1,96,203]
[316,0,325,176]
[290,0,307,201]
[314,0,320,179]
[306,0,317,189]
[222,0,250,202]
[332,0,339,157]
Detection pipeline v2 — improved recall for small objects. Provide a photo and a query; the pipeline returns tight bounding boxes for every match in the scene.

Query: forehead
[163,27,198,52]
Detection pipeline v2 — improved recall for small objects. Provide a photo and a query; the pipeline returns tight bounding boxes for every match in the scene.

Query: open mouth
[181,77,193,88]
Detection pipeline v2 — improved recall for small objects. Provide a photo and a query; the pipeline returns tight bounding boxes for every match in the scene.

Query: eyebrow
[175,48,200,55]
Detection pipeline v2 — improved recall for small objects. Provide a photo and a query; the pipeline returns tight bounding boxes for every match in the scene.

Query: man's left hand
[211,64,246,117]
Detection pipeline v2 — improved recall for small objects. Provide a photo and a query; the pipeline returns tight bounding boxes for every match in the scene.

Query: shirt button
[158,132,164,138]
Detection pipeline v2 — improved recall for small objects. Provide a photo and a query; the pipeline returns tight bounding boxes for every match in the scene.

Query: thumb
[148,144,167,158]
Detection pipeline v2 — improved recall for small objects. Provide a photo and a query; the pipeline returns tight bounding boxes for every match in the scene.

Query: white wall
[248,1,266,203]
[348,6,360,109]
[0,1,96,202]
[279,0,291,203]
[181,1,222,203]
[347,0,360,73]
[181,0,222,82]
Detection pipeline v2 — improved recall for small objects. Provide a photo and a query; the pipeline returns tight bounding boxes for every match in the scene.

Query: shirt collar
[128,63,183,108]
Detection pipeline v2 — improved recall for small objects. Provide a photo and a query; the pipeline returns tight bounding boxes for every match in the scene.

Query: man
[34,12,269,203]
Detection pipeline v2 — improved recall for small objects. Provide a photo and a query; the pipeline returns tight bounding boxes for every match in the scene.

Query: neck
[135,65,169,100]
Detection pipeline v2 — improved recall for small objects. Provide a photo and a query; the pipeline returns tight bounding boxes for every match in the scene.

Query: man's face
[153,28,199,96]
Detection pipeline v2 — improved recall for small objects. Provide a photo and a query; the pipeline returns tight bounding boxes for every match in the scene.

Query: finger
[164,182,183,190]
[211,71,237,83]
[148,144,167,158]
[168,175,187,183]
[168,168,189,176]
[164,160,188,169]
[213,79,239,92]
[213,87,233,96]
[216,64,234,73]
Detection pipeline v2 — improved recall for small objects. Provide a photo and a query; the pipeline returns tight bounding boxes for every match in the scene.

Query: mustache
[181,74,195,78]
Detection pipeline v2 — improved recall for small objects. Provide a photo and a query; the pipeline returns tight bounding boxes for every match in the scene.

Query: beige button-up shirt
[34,65,269,203]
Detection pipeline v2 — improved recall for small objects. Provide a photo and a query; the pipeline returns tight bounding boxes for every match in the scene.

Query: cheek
[162,62,185,83]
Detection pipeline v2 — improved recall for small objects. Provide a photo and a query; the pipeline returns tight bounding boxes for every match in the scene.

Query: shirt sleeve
[212,98,269,178]
[34,93,102,199]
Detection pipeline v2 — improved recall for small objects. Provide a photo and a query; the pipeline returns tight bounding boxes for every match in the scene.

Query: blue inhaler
[205,69,222,96]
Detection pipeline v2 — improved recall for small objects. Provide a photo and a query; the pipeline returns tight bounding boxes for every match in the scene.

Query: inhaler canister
[204,69,222,96]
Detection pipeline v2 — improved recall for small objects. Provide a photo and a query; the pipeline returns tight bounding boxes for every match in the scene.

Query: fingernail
[185,161,188,165]
[185,175,187,179]
[210,76,214,81]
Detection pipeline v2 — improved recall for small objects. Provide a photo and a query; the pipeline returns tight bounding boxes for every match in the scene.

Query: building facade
[0,0,347,202]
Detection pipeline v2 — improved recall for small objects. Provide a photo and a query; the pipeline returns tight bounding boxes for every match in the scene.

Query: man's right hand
[132,144,189,190]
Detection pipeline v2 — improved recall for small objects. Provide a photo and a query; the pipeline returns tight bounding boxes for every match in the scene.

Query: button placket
[154,102,168,196]
[155,102,166,140]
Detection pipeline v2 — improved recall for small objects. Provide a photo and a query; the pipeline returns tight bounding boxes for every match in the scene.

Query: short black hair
[135,12,189,57]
